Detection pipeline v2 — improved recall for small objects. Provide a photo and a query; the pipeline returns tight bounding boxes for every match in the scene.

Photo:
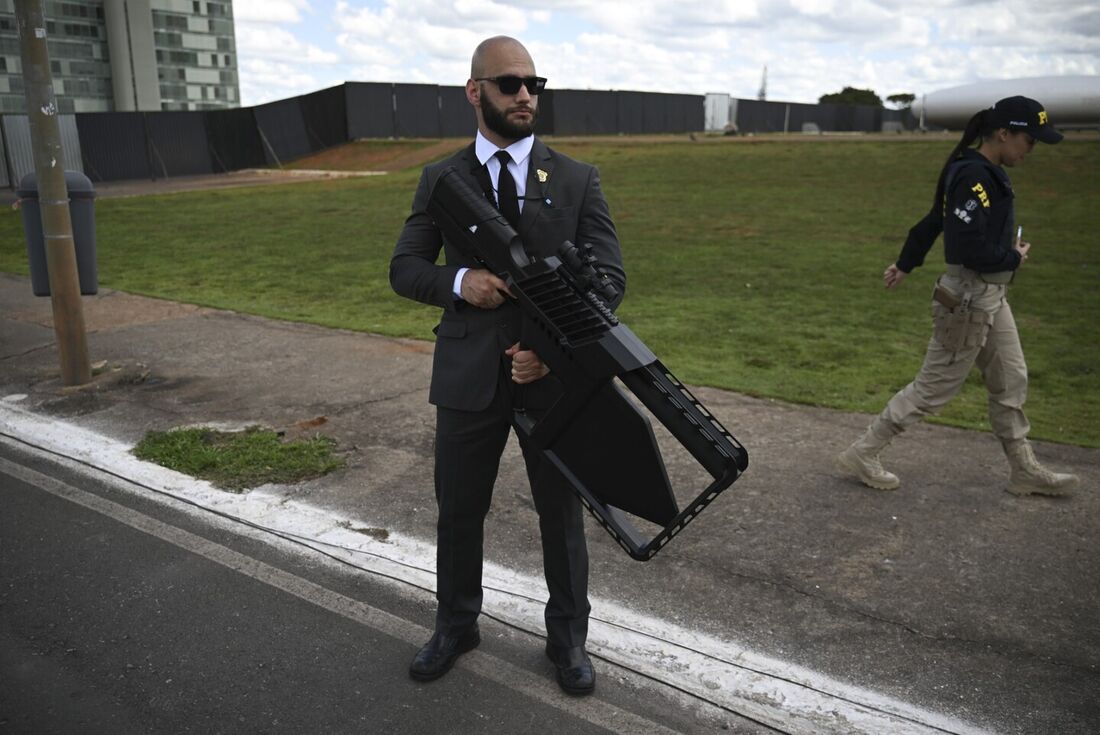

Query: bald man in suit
[390,36,624,695]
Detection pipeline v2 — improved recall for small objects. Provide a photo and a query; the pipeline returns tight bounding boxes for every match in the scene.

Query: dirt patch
[289,139,467,173]
[337,520,391,542]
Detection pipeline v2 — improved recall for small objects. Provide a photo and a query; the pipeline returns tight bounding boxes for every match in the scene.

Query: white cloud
[233,0,1099,107]
[334,0,527,37]
[238,58,326,105]
[234,0,314,24]
[236,24,340,64]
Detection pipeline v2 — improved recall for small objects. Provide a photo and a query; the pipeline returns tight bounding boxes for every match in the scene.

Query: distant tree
[758,65,767,101]
[886,93,916,110]
[818,87,883,106]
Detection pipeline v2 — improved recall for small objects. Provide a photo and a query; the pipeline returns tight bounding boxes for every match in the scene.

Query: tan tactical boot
[836,418,901,490]
[1003,440,1079,496]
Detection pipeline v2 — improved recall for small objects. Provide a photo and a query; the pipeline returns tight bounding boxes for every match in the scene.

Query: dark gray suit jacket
[390,138,625,412]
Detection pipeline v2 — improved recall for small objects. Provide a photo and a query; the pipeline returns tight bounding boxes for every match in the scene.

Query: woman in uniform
[836,95,1079,496]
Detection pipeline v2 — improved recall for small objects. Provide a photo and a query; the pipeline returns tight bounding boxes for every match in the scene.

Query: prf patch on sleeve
[970,182,990,208]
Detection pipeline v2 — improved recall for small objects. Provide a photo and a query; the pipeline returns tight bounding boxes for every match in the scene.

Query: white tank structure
[912,76,1100,129]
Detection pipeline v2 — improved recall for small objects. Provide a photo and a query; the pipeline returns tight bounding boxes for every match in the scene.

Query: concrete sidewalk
[1,272,1097,733]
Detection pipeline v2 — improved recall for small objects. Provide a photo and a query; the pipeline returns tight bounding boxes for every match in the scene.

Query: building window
[152,12,189,30]
[155,49,199,65]
[69,60,109,77]
[46,40,95,59]
[54,3,91,19]
[2,96,28,113]
[62,23,100,38]
[154,31,183,48]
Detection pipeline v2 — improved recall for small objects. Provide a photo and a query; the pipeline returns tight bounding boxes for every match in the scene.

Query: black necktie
[494,150,520,228]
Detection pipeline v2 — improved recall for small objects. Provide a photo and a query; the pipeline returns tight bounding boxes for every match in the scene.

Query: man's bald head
[466,36,539,146]
[471,36,533,78]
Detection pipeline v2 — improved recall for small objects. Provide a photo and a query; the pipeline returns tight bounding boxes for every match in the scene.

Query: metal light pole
[15,0,91,386]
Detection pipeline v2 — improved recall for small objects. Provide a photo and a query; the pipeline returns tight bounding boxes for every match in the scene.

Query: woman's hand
[1015,240,1031,265]
[884,264,908,289]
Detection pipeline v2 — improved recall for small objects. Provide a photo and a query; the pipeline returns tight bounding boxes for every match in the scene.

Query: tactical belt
[945,264,1014,284]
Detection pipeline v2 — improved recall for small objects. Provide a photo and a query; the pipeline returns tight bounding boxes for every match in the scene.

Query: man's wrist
[453,267,469,299]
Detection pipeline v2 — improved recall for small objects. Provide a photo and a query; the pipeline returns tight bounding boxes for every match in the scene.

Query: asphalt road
[0,441,768,734]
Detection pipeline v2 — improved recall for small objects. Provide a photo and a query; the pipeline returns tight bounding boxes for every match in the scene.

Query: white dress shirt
[453,131,535,298]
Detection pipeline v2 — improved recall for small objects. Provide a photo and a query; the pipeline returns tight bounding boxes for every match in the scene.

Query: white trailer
[705,93,731,132]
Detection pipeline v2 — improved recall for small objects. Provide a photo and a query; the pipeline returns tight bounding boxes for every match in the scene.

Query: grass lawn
[3,135,1097,446]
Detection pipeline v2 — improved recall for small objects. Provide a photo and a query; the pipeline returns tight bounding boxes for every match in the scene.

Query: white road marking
[1,404,991,734]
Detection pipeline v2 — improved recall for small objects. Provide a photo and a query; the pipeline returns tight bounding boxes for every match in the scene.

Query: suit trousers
[432,366,591,648]
[881,272,1030,441]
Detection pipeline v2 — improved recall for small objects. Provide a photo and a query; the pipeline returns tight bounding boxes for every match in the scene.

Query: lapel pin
[537,169,549,183]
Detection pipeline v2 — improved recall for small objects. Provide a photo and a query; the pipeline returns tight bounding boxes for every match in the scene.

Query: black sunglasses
[475,75,547,95]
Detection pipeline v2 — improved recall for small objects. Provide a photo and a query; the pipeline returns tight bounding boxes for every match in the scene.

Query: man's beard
[481,90,537,140]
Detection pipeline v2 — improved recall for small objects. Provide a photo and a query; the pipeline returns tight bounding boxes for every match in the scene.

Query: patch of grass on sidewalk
[133,426,345,492]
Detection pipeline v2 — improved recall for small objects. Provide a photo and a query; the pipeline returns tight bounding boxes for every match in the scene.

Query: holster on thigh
[931,280,994,351]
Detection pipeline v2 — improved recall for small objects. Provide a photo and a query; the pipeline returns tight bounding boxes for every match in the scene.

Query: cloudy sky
[233,0,1100,108]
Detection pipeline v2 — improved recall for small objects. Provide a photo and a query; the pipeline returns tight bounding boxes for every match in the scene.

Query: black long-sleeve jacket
[896,149,1020,274]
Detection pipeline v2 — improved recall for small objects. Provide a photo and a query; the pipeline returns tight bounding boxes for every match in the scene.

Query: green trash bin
[17,170,98,297]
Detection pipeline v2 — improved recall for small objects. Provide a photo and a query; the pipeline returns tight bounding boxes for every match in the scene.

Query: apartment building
[0,0,239,113]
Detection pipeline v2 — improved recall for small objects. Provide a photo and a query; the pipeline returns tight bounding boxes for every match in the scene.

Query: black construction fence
[0,82,915,187]
[732,98,919,134]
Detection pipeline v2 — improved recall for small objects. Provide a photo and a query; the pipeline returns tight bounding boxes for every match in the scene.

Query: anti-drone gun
[427,167,748,560]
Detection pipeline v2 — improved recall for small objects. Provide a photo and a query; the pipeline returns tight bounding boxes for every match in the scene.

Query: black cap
[988,96,1063,144]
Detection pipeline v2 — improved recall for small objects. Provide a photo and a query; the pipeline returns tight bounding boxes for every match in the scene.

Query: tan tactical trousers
[881,271,1030,442]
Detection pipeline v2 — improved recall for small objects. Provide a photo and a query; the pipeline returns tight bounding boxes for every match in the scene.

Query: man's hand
[461,269,512,309]
[1015,240,1031,265]
[883,263,908,290]
[505,342,549,384]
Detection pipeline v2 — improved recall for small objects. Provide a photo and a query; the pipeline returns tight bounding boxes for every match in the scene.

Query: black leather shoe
[409,625,480,681]
[545,643,596,695]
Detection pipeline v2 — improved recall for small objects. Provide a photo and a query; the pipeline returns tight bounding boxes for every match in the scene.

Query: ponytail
[930,108,997,216]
